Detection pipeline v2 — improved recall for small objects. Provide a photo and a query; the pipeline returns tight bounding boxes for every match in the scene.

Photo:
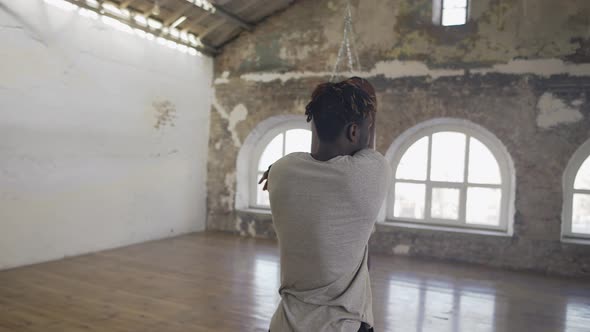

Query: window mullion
[282,130,287,157]
[427,181,464,188]
[397,179,433,185]
[567,195,574,235]
[425,135,433,220]
[390,180,397,218]
[468,183,502,189]
[460,135,470,224]
[574,189,590,195]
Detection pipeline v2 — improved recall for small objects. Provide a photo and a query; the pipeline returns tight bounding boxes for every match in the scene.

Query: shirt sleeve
[351,149,392,182]
[349,149,393,216]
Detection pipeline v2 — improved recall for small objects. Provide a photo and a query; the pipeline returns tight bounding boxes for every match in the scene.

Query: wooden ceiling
[108,0,294,55]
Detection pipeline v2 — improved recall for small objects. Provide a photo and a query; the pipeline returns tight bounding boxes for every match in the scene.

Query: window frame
[384,118,515,236]
[432,0,470,27]
[562,139,590,243]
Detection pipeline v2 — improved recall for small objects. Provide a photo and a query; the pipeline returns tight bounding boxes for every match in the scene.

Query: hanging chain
[344,4,353,72]
[330,0,360,81]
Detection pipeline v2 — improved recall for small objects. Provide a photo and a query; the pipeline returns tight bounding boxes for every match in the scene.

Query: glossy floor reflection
[0,232,588,332]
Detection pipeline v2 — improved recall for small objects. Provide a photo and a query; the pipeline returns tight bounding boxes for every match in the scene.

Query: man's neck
[311,143,359,161]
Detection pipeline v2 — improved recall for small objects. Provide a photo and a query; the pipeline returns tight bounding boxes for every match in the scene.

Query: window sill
[561,236,590,245]
[236,207,272,216]
[378,220,513,237]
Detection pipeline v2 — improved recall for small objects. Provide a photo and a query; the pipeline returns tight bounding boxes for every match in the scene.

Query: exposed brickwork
[208,0,590,277]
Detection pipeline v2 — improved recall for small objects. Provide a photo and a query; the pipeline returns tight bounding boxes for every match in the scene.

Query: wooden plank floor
[0,232,589,332]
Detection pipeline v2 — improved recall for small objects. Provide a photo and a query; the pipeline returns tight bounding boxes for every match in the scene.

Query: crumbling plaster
[207,0,590,276]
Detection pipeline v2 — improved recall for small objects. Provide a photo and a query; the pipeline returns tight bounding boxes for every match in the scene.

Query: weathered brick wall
[208,0,590,276]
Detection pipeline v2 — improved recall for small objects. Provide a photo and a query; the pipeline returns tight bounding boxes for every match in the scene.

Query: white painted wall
[0,1,213,270]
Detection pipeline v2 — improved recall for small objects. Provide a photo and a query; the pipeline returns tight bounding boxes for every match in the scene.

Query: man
[260,78,391,332]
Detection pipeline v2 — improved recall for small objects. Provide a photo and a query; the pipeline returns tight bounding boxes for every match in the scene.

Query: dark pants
[358,322,375,332]
[270,322,374,332]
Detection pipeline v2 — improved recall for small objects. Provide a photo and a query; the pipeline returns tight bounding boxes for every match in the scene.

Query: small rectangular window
[433,0,469,26]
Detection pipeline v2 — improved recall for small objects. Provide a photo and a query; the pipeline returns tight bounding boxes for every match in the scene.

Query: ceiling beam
[141,0,175,16]
[180,10,211,33]
[182,12,210,32]
[64,0,219,55]
[210,3,253,31]
[119,0,135,9]
[212,0,289,48]
[214,26,241,48]
[178,0,254,31]
[198,19,225,39]
[180,0,260,40]
[163,2,193,26]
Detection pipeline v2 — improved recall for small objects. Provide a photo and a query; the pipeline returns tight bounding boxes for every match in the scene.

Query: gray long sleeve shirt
[268,149,392,332]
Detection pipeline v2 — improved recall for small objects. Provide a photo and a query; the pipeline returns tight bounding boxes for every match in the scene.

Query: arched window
[385,119,515,235]
[235,115,311,211]
[562,139,590,242]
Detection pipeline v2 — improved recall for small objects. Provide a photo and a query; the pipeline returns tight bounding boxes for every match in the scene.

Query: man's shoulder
[353,149,389,166]
[348,149,392,183]
[276,152,308,166]
[285,152,310,160]
[269,152,308,175]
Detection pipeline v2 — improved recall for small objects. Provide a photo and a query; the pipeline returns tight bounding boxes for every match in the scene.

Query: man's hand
[258,166,271,191]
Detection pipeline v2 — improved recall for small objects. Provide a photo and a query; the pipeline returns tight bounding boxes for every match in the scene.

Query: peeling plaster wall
[536,92,584,128]
[208,0,590,276]
[0,2,213,269]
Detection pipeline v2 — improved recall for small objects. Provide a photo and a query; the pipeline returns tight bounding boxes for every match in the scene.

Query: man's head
[305,77,377,152]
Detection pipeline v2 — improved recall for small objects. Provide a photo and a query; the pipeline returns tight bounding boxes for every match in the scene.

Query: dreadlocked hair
[305,77,377,142]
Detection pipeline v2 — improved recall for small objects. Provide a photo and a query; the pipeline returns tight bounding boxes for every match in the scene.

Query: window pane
[396,136,429,181]
[442,8,467,26]
[394,183,426,219]
[572,194,590,234]
[258,133,284,171]
[468,137,501,185]
[285,129,312,155]
[443,0,467,9]
[430,132,466,182]
[466,187,501,226]
[256,173,270,207]
[574,156,590,190]
[431,187,460,220]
